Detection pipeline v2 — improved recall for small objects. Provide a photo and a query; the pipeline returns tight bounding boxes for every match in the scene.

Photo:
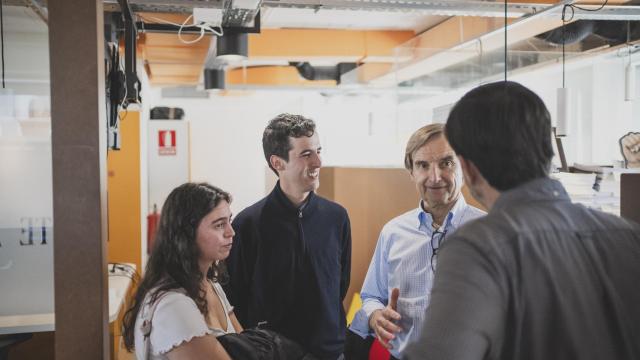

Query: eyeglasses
[430,229,447,272]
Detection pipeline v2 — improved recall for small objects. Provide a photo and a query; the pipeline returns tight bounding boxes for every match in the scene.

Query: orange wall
[107,111,142,359]
[107,111,142,270]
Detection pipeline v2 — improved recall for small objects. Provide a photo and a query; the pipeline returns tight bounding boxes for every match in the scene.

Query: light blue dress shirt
[349,196,485,358]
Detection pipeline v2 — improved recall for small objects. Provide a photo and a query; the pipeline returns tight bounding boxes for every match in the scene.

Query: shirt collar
[416,195,469,232]
[492,177,570,213]
[272,180,317,215]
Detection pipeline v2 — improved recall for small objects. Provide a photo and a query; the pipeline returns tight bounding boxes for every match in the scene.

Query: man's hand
[368,288,401,349]
[620,132,640,168]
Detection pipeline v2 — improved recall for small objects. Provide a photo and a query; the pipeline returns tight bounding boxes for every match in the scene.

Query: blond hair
[404,123,445,171]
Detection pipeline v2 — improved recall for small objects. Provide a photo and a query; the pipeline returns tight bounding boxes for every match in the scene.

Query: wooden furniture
[0,333,32,360]
[318,167,420,309]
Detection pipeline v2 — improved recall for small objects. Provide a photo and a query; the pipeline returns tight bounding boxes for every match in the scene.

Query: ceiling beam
[226,66,337,86]
[248,29,414,62]
[260,0,549,17]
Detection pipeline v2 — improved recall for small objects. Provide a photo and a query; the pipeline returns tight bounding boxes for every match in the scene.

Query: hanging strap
[139,291,174,360]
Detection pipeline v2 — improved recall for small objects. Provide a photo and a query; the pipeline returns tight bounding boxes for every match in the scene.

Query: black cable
[563,5,576,22]
[570,0,608,12]
[562,0,608,22]
[558,0,608,88]
[1,0,5,89]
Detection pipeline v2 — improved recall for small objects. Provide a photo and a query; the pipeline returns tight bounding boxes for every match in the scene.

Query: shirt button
[553,191,559,196]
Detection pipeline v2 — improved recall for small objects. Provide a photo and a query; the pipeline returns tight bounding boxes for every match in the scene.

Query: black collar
[271,181,318,217]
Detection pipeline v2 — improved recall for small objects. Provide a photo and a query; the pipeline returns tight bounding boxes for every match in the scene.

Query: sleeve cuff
[362,299,386,318]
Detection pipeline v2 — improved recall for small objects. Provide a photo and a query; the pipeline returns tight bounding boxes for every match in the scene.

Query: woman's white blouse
[133,282,236,359]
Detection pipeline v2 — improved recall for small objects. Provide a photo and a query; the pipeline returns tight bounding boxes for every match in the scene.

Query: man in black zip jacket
[224,113,352,360]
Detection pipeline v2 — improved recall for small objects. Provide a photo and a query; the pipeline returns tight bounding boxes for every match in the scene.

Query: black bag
[150,107,185,120]
[217,328,318,360]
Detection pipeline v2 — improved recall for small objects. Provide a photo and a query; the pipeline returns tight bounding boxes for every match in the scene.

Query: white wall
[510,55,639,167]
[147,120,190,211]
[147,90,297,213]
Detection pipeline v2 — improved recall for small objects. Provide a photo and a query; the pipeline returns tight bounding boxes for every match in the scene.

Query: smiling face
[195,200,235,266]
[276,132,322,195]
[410,134,462,211]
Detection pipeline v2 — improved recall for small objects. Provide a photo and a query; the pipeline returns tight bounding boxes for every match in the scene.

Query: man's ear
[269,155,286,173]
[458,156,479,187]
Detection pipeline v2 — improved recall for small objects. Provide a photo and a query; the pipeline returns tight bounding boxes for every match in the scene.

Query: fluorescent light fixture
[556,87,570,137]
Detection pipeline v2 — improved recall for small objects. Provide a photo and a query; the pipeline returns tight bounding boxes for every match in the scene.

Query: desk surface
[0,263,135,335]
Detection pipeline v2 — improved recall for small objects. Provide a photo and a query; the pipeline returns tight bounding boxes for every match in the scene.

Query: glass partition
[0,5,54,333]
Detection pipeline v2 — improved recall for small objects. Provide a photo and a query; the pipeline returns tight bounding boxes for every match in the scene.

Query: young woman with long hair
[122,182,242,359]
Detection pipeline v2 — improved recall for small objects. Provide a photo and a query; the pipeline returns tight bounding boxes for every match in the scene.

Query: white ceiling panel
[261,7,448,32]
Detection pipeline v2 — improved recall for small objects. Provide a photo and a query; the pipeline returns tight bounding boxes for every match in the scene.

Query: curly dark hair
[262,113,316,175]
[122,182,232,352]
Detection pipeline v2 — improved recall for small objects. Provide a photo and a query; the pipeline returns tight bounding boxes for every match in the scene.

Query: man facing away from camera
[405,81,640,360]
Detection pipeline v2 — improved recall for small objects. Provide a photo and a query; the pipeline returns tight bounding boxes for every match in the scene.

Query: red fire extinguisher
[147,204,160,254]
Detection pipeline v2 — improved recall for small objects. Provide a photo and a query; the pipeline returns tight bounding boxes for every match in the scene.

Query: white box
[193,8,223,26]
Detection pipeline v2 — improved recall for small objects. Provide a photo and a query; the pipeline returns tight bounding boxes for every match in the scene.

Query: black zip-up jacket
[224,182,352,359]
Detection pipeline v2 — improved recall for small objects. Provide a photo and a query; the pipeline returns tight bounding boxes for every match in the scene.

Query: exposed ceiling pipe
[290,62,357,84]
[536,20,595,45]
[595,21,640,43]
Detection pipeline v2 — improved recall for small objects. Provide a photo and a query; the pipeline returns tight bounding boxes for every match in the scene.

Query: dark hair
[445,81,554,191]
[122,182,231,352]
[262,113,316,175]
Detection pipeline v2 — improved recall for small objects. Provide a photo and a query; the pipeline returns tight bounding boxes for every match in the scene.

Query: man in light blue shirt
[345,123,485,360]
